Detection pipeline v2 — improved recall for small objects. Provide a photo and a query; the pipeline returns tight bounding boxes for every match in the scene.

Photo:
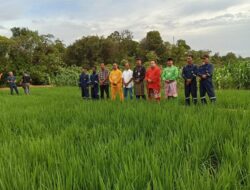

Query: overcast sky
[0,0,250,57]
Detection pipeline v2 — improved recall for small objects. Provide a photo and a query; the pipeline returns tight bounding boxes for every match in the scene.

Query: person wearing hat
[133,58,146,100]
[182,55,198,105]
[79,67,90,100]
[161,58,179,99]
[197,55,216,104]
[109,63,124,101]
[145,60,161,101]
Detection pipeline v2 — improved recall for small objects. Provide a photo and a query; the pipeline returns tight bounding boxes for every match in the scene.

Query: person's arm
[182,67,187,80]
[103,71,109,83]
[140,67,146,82]
[206,64,214,77]
[109,71,113,84]
[126,71,133,85]
[173,67,179,80]
[117,71,123,85]
[0,73,2,79]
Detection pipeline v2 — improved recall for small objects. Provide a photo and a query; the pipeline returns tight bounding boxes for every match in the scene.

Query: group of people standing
[0,72,32,95]
[79,54,216,105]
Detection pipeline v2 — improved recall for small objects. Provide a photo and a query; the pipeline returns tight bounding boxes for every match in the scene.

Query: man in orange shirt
[109,63,124,101]
[145,60,161,101]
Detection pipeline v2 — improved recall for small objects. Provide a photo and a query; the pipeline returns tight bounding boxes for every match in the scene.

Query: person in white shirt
[122,62,134,100]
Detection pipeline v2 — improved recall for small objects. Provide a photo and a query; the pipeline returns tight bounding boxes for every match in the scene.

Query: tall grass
[0,87,249,189]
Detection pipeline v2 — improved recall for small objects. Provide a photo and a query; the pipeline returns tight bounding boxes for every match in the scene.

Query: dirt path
[0,85,54,91]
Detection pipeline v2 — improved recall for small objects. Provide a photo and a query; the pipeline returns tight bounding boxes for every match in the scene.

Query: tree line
[0,27,249,88]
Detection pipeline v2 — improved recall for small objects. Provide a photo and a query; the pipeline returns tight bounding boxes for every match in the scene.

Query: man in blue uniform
[182,55,198,105]
[198,55,216,104]
[90,66,99,100]
[79,68,90,99]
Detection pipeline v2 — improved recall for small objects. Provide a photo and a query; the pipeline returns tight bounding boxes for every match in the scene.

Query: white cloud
[0,0,250,57]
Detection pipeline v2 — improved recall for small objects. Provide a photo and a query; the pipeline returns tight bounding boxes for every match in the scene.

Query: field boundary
[0,85,54,91]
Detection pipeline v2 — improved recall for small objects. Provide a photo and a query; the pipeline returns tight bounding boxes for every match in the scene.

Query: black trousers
[100,85,109,99]
[10,85,19,95]
[184,80,197,105]
[136,95,146,100]
[81,87,89,99]
[200,79,216,104]
[91,86,99,100]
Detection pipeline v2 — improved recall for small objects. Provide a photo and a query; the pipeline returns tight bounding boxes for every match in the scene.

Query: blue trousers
[200,79,216,104]
[91,86,99,100]
[123,87,133,100]
[81,87,89,99]
[184,80,197,105]
[10,85,19,95]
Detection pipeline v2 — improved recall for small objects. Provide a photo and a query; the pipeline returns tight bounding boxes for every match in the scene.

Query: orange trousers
[111,86,124,101]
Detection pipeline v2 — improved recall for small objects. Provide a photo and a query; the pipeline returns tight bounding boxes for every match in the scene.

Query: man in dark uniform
[133,58,146,100]
[182,55,198,105]
[198,55,216,104]
[90,66,99,100]
[79,68,90,99]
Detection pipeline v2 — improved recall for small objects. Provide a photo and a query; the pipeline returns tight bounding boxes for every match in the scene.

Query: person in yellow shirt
[109,63,124,101]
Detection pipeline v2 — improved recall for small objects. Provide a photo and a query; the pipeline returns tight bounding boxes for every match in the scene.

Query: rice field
[0,87,249,190]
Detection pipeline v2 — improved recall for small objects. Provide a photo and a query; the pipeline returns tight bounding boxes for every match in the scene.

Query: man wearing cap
[133,58,146,100]
[198,55,216,104]
[182,55,198,105]
[109,63,124,101]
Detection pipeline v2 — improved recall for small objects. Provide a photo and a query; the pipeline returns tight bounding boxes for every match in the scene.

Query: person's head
[124,62,130,70]
[100,63,105,70]
[202,54,209,64]
[187,55,193,64]
[150,60,157,68]
[92,66,97,73]
[136,58,142,66]
[113,63,118,70]
[9,71,13,76]
[167,58,174,67]
[82,67,87,73]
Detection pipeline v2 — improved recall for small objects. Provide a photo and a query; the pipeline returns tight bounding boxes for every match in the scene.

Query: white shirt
[122,69,134,88]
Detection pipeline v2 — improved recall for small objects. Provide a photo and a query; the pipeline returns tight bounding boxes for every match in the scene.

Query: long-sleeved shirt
[145,66,161,90]
[161,66,179,81]
[79,73,89,88]
[109,69,123,87]
[197,63,214,79]
[90,72,99,88]
[98,69,109,85]
[182,64,198,80]
[133,66,146,82]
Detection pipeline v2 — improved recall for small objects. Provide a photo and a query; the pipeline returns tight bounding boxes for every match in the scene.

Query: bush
[50,66,81,86]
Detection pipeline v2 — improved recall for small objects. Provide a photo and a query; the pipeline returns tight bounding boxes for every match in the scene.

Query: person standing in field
[7,71,19,95]
[109,63,124,101]
[182,55,198,105]
[133,58,146,100]
[90,66,99,100]
[21,72,32,95]
[122,62,134,100]
[79,68,90,100]
[198,55,216,104]
[98,63,110,99]
[145,60,161,101]
[161,58,179,99]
